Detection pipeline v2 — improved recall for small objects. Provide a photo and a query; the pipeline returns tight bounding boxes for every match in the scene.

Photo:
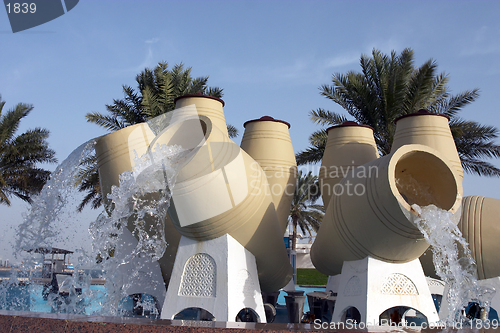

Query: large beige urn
[392,109,463,211]
[95,123,155,210]
[311,144,462,276]
[319,121,380,210]
[459,195,500,280]
[240,116,297,233]
[95,123,182,288]
[174,94,228,137]
[153,98,293,292]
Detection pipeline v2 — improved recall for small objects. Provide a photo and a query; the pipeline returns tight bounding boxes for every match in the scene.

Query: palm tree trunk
[291,217,298,251]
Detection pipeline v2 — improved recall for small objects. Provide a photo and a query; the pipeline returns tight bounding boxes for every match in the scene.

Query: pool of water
[0,283,105,314]
[1,282,325,322]
[33,284,106,314]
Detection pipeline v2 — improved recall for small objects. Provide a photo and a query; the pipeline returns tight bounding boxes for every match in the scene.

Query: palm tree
[296,48,500,177]
[78,62,236,211]
[0,95,57,205]
[288,170,324,251]
[85,62,227,131]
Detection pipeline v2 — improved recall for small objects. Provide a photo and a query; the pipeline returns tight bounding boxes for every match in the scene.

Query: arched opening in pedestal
[465,302,499,321]
[341,306,361,323]
[431,294,442,312]
[379,306,427,326]
[235,307,260,322]
[173,307,215,321]
[118,293,160,319]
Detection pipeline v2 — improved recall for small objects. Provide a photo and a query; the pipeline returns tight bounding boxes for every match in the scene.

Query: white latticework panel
[427,279,445,288]
[381,273,418,295]
[178,253,216,297]
[344,276,362,296]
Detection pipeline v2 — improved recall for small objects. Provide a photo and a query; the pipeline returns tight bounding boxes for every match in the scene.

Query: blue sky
[1,0,499,261]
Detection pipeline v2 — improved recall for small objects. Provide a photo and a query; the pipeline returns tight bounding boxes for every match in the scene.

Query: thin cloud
[460,26,500,57]
[134,47,154,71]
[270,58,311,80]
[324,54,359,69]
[461,44,500,57]
[145,37,160,44]
[112,47,155,76]
[220,54,360,86]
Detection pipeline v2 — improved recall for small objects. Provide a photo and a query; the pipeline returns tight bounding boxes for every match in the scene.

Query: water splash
[4,130,186,316]
[15,138,98,253]
[412,204,495,325]
[396,174,436,207]
[90,143,186,316]
[0,139,98,312]
[3,105,203,315]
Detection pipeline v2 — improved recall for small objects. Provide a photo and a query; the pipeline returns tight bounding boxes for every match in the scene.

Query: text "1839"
[5,3,36,14]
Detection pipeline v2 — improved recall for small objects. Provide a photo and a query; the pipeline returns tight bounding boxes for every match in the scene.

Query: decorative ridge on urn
[326,121,374,132]
[174,93,225,107]
[394,109,450,123]
[243,116,291,128]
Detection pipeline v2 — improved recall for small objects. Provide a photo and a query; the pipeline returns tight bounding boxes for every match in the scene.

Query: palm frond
[434,89,480,117]
[86,112,124,131]
[296,140,326,165]
[308,129,327,147]
[205,87,224,98]
[10,128,57,165]
[0,102,32,145]
[460,158,500,177]
[227,124,239,138]
[0,97,56,206]
[404,59,439,113]
[309,108,348,126]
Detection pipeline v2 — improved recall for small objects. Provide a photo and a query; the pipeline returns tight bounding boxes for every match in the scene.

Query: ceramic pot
[319,121,379,210]
[459,195,500,280]
[311,144,461,276]
[174,94,229,137]
[153,113,293,292]
[96,123,156,210]
[392,109,463,206]
[240,116,297,233]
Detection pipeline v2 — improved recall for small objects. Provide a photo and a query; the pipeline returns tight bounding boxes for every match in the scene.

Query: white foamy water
[90,143,186,316]
[4,132,186,316]
[2,138,98,313]
[15,138,98,253]
[2,106,204,315]
[412,204,496,325]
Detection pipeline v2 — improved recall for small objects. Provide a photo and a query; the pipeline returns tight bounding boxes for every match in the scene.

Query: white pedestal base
[331,256,439,326]
[326,275,340,293]
[160,234,266,323]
